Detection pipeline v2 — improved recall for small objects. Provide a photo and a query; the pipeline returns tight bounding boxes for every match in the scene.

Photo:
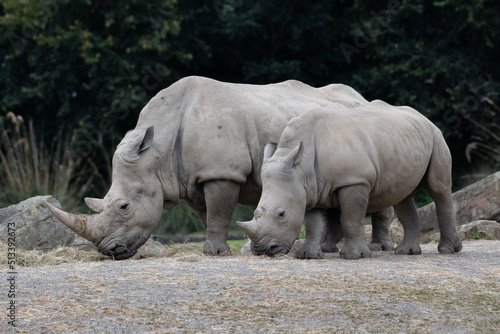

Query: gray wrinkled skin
[50,76,398,259]
[237,100,463,260]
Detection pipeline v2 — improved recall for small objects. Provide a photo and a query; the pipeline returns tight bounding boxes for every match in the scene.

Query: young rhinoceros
[237,100,463,259]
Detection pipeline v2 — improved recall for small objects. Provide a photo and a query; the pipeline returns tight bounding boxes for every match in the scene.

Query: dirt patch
[5,240,500,333]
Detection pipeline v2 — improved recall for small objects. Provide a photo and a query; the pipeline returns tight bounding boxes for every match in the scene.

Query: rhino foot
[320,242,340,253]
[202,241,231,256]
[339,243,372,260]
[395,242,421,255]
[438,234,463,254]
[295,244,324,259]
[368,240,395,252]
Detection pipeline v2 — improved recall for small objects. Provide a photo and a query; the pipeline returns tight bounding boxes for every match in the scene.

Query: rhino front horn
[46,202,100,243]
[236,220,258,239]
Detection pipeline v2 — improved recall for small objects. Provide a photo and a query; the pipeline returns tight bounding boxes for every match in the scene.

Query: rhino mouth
[97,240,138,260]
[251,239,290,256]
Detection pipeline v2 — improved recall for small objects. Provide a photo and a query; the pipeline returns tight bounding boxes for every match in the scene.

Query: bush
[0,112,102,211]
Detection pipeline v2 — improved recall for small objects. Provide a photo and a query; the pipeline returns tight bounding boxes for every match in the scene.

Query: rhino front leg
[295,209,326,259]
[338,185,372,259]
[369,207,395,252]
[202,179,240,256]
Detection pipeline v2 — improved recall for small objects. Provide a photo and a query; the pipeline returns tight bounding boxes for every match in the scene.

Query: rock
[288,239,305,255]
[68,235,96,251]
[388,224,404,245]
[0,195,94,251]
[423,220,500,244]
[132,237,167,259]
[240,238,253,255]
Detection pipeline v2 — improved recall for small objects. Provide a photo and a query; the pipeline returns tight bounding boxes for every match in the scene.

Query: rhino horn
[236,220,258,239]
[84,197,105,213]
[46,202,100,243]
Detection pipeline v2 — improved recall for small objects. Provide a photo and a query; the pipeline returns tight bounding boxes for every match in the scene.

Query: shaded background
[1,0,499,235]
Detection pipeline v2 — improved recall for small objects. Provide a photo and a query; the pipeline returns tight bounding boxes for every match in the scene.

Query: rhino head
[47,126,166,260]
[237,142,307,256]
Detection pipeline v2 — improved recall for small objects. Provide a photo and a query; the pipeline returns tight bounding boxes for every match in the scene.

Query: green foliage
[415,189,433,208]
[297,224,306,240]
[0,0,190,184]
[469,229,493,240]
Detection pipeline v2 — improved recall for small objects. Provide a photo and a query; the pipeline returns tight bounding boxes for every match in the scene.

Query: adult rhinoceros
[237,101,463,259]
[47,76,391,259]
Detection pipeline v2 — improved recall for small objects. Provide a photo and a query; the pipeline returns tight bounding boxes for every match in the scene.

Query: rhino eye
[120,203,129,210]
[278,210,286,220]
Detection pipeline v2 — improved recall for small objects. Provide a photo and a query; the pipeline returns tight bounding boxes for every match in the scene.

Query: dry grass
[0,242,111,268]
[0,242,209,269]
[160,243,204,262]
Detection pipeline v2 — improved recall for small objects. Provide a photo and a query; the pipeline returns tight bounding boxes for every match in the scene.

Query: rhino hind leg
[202,179,240,256]
[320,208,342,253]
[422,135,462,254]
[394,196,422,255]
[368,207,395,252]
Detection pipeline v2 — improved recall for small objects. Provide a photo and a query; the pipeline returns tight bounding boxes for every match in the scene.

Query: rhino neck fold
[299,142,321,211]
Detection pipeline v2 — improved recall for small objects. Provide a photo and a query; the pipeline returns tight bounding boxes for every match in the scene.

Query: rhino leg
[320,209,342,253]
[422,137,462,254]
[433,191,463,254]
[202,179,240,256]
[368,207,395,251]
[394,195,422,255]
[338,185,372,259]
[184,199,208,229]
[295,209,326,259]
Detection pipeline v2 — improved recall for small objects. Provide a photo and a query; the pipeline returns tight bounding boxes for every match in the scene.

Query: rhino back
[134,76,368,205]
[281,101,439,211]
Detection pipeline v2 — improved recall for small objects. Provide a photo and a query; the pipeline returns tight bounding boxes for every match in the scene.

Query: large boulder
[0,196,93,251]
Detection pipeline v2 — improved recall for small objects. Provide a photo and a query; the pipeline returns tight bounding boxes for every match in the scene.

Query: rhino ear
[281,142,303,169]
[127,126,154,155]
[263,142,277,161]
[138,126,154,153]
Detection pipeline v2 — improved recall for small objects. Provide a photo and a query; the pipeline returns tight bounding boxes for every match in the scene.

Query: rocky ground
[3,240,499,333]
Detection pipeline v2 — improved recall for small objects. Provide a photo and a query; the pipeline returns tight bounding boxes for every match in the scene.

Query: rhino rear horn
[85,197,105,213]
[46,202,100,243]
